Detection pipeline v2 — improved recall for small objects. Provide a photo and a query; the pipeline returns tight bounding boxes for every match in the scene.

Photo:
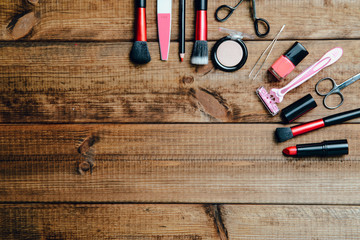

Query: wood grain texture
[1,204,360,240]
[1,40,359,123]
[1,0,360,237]
[222,205,360,239]
[1,123,360,203]
[1,0,359,41]
[0,204,219,239]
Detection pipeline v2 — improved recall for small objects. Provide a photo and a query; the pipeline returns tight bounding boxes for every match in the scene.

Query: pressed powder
[211,29,248,72]
[216,40,244,67]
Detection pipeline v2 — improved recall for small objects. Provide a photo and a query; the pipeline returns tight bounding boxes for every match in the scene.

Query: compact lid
[281,94,317,123]
[284,42,309,66]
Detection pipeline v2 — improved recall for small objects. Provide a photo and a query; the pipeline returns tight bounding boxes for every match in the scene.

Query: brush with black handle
[275,108,360,142]
[130,0,151,64]
[191,0,208,65]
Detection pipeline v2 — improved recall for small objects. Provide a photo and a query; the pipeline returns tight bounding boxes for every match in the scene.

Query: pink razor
[257,47,343,116]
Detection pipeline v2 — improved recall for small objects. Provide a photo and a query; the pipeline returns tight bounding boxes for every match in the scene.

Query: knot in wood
[79,161,91,172]
[182,76,194,84]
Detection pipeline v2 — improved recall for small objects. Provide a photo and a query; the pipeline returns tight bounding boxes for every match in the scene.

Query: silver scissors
[215,0,270,37]
[315,73,360,109]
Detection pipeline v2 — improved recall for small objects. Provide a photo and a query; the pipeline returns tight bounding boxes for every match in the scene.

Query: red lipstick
[282,146,297,156]
[283,140,349,157]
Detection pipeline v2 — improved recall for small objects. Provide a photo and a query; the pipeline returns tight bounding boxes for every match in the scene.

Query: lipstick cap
[296,139,349,157]
[281,94,317,123]
[323,140,349,156]
[284,42,309,66]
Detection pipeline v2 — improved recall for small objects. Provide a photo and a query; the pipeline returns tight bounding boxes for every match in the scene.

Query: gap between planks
[1,203,360,239]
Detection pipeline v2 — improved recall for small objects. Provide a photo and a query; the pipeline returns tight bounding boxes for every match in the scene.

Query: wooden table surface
[1,0,360,239]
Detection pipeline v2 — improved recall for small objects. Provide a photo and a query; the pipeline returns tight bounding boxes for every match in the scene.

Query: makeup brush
[275,108,360,142]
[130,0,151,64]
[191,0,208,65]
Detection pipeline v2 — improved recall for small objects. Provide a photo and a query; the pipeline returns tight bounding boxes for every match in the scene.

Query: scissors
[215,0,270,37]
[315,73,360,109]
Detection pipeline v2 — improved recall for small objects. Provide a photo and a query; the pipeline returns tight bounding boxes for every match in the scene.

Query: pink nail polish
[269,42,309,81]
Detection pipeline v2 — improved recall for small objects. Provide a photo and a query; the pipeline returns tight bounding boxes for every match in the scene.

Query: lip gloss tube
[269,42,309,81]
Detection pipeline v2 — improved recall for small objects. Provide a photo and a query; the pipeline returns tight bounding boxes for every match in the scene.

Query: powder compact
[211,28,249,72]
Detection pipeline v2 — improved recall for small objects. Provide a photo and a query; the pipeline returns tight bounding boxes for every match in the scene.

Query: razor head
[256,86,279,116]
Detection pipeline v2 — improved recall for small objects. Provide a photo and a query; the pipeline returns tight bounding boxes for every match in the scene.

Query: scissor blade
[338,73,360,90]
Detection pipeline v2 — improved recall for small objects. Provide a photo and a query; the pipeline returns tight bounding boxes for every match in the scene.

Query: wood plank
[1,204,360,239]
[222,205,360,239]
[1,0,359,41]
[0,204,219,239]
[1,40,359,123]
[1,123,360,203]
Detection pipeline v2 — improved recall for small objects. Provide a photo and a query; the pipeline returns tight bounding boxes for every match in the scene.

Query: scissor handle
[254,18,270,37]
[323,91,344,110]
[215,5,235,22]
[315,77,337,96]
[315,77,344,109]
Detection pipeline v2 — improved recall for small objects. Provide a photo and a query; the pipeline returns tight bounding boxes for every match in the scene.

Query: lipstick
[276,108,360,142]
[283,140,349,157]
[269,42,308,81]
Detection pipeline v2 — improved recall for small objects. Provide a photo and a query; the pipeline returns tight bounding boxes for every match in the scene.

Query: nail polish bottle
[269,42,309,81]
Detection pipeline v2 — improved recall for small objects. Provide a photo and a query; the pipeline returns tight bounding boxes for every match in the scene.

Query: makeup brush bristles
[275,127,294,142]
[191,40,208,65]
[130,41,151,64]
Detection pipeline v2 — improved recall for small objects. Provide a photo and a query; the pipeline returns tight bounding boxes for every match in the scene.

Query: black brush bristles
[191,40,208,65]
[275,127,294,142]
[130,41,151,64]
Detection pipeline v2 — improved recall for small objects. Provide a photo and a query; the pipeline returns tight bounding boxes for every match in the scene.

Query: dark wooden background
[1,0,360,239]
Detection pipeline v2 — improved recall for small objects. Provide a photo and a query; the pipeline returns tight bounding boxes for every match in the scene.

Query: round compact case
[211,28,249,72]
